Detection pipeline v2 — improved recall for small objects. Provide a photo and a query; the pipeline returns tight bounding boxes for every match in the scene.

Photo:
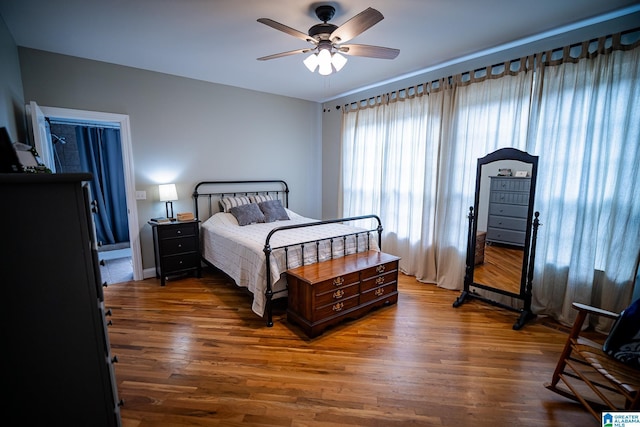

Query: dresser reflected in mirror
[453,148,540,330]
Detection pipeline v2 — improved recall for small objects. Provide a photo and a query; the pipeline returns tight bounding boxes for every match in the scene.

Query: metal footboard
[262,214,383,326]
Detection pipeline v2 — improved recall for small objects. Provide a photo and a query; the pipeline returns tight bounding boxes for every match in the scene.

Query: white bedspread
[201,210,379,316]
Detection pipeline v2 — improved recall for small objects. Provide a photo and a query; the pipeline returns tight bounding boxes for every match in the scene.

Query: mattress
[200,209,379,316]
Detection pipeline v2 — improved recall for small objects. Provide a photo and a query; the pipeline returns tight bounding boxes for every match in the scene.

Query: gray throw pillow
[229,203,265,226]
[259,199,290,223]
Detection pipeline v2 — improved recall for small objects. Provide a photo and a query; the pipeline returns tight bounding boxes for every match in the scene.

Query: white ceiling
[1,1,639,103]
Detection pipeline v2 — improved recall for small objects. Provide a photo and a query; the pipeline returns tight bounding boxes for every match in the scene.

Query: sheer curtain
[341,85,443,280]
[436,62,535,291]
[529,36,640,329]
[341,31,640,326]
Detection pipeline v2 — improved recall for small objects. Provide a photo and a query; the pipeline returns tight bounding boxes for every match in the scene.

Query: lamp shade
[159,183,178,202]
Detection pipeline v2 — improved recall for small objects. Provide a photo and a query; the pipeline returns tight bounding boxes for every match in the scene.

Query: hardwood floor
[473,244,525,294]
[104,268,597,426]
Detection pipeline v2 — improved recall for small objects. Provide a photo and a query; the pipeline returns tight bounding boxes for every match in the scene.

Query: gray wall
[0,15,24,141]
[18,48,322,270]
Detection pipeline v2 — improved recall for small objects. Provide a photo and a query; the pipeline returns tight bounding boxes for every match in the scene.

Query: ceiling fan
[257,5,400,75]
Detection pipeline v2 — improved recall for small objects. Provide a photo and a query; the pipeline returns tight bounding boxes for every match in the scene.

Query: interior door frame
[39,105,142,281]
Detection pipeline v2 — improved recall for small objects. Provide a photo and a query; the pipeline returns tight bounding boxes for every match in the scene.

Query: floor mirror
[453,147,541,329]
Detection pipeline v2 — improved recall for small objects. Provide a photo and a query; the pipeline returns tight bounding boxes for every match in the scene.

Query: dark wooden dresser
[1,173,122,426]
[286,251,399,337]
[149,219,201,285]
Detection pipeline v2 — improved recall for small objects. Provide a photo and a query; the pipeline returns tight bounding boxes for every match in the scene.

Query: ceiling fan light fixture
[331,52,347,72]
[317,48,333,75]
[303,53,319,72]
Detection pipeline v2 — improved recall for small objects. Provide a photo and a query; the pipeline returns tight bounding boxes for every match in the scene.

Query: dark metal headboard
[193,180,289,221]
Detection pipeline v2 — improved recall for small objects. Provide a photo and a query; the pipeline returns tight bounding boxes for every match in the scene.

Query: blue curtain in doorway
[77,127,128,245]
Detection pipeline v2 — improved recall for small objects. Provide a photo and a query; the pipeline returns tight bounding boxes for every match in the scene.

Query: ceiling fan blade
[339,44,400,59]
[257,18,316,44]
[257,48,314,61]
[330,8,384,44]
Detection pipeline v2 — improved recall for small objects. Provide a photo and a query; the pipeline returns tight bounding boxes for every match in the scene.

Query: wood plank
[103,268,596,426]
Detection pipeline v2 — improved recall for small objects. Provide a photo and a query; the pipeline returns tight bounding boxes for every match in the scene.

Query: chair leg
[549,310,588,387]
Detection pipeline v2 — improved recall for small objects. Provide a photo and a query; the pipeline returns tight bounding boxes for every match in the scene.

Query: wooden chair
[545,302,640,421]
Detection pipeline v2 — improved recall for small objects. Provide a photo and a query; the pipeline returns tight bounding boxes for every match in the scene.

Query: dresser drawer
[486,227,526,246]
[489,191,529,205]
[360,282,397,305]
[159,236,198,254]
[491,177,531,192]
[157,222,197,239]
[489,202,528,218]
[315,282,359,307]
[161,252,200,272]
[361,270,398,292]
[314,294,360,321]
[488,215,528,232]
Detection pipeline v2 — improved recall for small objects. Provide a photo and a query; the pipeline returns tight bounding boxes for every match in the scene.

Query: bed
[193,180,383,327]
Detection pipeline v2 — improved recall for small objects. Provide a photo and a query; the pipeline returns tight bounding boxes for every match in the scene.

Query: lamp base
[165,201,174,219]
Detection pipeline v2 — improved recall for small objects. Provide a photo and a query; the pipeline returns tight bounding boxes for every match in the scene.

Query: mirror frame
[453,147,540,330]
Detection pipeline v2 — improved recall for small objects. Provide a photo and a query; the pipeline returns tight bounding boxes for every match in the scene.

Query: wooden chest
[286,250,399,338]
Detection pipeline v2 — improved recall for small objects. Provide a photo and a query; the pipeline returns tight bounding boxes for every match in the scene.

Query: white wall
[19,48,322,270]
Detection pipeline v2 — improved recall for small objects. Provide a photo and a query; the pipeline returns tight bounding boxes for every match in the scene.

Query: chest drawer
[314,271,360,294]
[314,294,360,321]
[315,282,359,307]
[360,282,398,305]
[360,270,398,292]
[360,259,399,281]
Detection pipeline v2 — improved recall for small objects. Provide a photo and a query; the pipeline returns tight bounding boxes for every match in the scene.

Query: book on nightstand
[150,217,172,224]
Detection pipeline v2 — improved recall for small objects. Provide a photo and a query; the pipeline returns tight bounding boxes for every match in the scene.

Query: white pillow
[249,194,274,204]
[219,196,251,213]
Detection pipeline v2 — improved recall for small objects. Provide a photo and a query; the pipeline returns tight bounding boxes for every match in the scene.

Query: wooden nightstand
[149,219,201,285]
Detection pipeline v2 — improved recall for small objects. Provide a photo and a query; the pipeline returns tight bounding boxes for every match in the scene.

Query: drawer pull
[178,244,182,248]
[177,230,182,234]
[333,289,344,299]
[376,265,385,273]
[375,277,385,285]
[333,276,344,286]
[332,302,344,312]
[375,288,385,296]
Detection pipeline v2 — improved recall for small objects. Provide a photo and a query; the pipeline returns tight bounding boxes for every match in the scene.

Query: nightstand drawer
[160,237,198,254]
[161,252,200,272]
[157,222,197,239]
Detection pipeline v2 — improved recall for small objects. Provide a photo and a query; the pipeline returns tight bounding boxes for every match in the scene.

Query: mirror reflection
[473,160,532,295]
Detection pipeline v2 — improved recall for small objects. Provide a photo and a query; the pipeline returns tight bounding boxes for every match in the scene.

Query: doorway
[31,103,143,282]
[49,119,133,283]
